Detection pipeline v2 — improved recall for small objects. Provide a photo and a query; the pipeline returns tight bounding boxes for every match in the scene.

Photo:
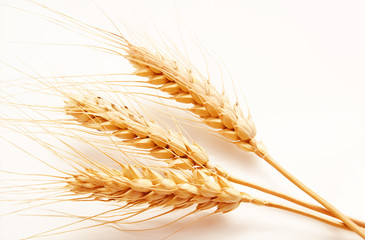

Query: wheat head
[64,94,227,174]
[66,164,265,213]
[119,44,265,155]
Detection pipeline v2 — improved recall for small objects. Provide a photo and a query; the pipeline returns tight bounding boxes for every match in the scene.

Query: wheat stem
[266,201,350,231]
[227,174,365,228]
[251,143,365,238]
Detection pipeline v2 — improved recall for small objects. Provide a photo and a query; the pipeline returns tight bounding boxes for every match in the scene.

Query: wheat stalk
[18,159,347,238]
[65,163,352,230]
[57,161,354,232]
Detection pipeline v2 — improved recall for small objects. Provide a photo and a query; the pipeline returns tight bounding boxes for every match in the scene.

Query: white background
[1,0,365,239]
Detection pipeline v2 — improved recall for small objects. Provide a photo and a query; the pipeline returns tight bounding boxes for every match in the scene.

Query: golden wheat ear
[125,46,258,153]
[64,163,353,234]
[63,93,225,172]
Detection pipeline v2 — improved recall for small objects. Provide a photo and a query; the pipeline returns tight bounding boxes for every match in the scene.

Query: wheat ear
[66,164,354,230]
[120,43,365,238]
[127,46,257,153]
[63,93,365,229]
[66,165,250,212]
[64,94,221,172]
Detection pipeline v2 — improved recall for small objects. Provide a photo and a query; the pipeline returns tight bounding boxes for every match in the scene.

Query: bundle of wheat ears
[0,2,364,240]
